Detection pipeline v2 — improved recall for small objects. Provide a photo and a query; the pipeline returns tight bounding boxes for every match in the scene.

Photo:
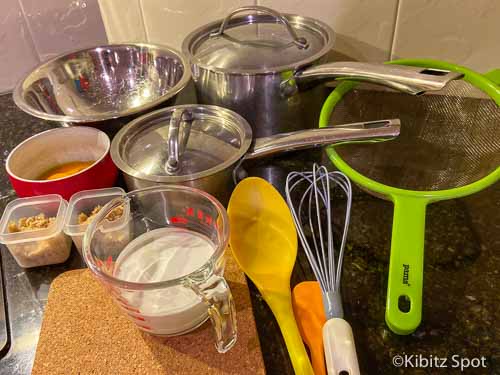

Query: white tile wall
[258,0,399,62]
[0,0,108,93]
[98,0,147,43]
[391,0,500,73]
[140,0,254,50]
[97,1,500,72]
[20,0,107,61]
[0,0,40,92]
[98,0,398,61]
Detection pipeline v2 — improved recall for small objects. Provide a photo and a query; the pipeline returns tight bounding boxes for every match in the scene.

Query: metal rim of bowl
[12,43,192,123]
[110,104,253,184]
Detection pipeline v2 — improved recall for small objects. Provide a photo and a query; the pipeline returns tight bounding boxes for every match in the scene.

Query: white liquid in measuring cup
[113,227,216,335]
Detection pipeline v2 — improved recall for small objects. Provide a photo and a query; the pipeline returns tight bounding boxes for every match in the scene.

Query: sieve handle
[385,196,428,335]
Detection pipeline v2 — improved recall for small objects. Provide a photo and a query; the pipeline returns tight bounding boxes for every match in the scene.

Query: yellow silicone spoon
[228,177,314,375]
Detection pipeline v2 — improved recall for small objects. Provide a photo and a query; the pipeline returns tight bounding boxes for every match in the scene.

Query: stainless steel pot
[111,104,401,204]
[182,6,462,138]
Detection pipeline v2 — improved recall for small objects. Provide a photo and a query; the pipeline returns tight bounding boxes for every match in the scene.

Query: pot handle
[293,62,463,95]
[244,118,401,160]
[210,6,309,49]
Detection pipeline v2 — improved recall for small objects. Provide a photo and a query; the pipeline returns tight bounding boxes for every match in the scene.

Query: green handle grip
[266,292,315,375]
[385,196,428,335]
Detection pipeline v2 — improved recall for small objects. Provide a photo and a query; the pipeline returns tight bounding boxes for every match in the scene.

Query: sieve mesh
[328,80,500,191]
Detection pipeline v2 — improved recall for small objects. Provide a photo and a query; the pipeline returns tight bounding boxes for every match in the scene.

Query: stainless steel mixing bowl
[13,43,190,131]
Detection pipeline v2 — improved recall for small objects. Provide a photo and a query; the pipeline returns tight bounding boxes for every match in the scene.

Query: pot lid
[182,6,334,74]
[110,105,253,183]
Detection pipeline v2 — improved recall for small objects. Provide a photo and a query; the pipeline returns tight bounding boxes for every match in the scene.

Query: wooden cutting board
[32,253,266,375]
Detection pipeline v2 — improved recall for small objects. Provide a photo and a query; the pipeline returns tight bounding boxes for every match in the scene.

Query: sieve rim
[319,58,500,201]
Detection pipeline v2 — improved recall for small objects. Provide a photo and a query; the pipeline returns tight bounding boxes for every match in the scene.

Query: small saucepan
[111,104,400,204]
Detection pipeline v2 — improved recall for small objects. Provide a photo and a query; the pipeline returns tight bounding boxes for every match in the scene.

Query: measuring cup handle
[189,275,238,353]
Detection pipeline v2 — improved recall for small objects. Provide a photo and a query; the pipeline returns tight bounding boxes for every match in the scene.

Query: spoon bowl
[228,177,313,375]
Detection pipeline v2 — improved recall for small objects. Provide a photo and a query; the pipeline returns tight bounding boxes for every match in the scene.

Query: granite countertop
[0,92,498,374]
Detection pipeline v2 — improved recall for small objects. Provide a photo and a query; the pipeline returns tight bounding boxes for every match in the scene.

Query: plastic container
[0,194,72,268]
[64,187,126,254]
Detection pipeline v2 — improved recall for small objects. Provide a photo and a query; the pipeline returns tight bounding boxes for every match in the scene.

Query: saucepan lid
[110,105,253,183]
[182,6,335,74]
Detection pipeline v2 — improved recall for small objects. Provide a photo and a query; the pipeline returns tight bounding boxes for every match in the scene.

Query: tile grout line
[137,0,149,42]
[15,0,41,63]
[389,0,402,61]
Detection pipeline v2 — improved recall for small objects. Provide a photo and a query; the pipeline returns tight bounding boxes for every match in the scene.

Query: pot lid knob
[165,109,194,175]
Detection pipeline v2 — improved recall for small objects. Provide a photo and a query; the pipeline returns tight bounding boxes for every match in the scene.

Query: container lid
[182,6,334,74]
[110,105,253,183]
[64,187,126,236]
[0,194,67,244]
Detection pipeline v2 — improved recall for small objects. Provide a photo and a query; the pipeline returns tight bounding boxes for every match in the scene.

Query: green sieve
[319,59,500,335]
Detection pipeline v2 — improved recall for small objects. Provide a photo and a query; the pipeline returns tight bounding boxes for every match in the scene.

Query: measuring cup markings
[115,295,132,307]
[129,314,146,322]
[113,291,144,316]
[107,285,125,300]
[171,217,188,224]
[119,303,141,314]
[136,324,152,331]
[95,255,115,274]
[169,207,217,228]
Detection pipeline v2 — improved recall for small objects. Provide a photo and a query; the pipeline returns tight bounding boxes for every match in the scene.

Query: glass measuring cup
[82,185,237,353]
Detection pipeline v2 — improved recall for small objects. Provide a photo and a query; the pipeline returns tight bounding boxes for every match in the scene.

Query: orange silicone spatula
[292,281,327,375]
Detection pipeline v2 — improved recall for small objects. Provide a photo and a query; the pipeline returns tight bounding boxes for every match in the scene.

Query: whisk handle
[385,196,427,335]
[323,318,360,375]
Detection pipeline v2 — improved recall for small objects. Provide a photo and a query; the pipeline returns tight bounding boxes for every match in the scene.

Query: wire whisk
[286,163,360,375]
[286,164,352,319]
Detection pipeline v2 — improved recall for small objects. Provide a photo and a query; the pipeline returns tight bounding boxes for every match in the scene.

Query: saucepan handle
[293,62,463,95]
[244,118,401,160]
